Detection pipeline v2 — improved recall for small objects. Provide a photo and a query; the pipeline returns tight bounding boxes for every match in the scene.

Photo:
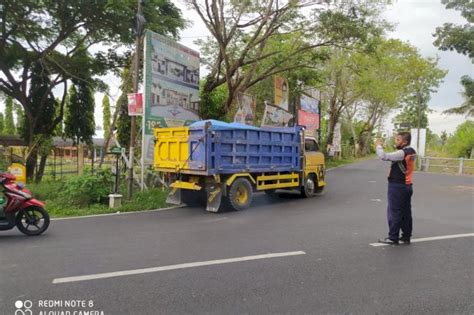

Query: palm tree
[443,75,474,117]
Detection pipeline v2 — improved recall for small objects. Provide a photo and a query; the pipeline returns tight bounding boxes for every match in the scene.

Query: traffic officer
[375,132,416,245]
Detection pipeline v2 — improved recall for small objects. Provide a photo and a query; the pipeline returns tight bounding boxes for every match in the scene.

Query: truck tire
[227,177,253,211]
[301,174,316,198]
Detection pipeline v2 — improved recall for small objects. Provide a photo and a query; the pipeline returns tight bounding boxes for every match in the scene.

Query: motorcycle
[0,173,50,236]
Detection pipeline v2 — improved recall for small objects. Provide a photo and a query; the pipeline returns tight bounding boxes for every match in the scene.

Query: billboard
[274,76,289,111]
[300,88,320,114]
[234,93,256,125]
[261,103,293,127]
[142,30,200,163]
[298,110,319,134]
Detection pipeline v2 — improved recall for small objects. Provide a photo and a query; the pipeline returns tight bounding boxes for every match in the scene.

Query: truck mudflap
[166,187,182,205]
[206,182,222,212]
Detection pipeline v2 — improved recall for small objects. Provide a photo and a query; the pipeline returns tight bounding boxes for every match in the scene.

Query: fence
[419,157,474,175]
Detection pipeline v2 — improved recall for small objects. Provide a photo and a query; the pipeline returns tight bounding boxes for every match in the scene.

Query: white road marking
[370,233,474,247]
[52,251,306,284]
[51,205,183,221]
[370,199,382,202]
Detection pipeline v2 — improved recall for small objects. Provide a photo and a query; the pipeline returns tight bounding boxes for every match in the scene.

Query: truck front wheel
[227,177,253,211]
[301,174,316,198]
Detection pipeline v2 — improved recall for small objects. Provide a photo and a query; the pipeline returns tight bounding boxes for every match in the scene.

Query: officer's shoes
[399,238,411,245]
[377,238,399,245]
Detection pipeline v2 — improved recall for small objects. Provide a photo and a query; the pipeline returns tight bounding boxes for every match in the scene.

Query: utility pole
[128,0,145,200]
[416,91,422,169]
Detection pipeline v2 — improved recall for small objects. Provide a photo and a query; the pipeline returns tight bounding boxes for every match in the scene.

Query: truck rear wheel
[227,177,253,211]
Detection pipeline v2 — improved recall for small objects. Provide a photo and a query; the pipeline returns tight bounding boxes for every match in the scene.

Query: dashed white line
[52,251,306,284]
[370,233,474,247]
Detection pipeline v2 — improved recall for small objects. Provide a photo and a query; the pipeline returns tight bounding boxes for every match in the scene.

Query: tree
[116,61,134,148]
[446,120,474,158]
[348,39,425,155]
[434,0,473,117]
[102,95,112,140]
[443,75,474,116]
[190,0,388,114]
[0,113,4,135]
[433,0,473,60]
[4,96,15,135]
[53,98,63,136]
[64,81,95,145]
[0,0,185,180]
[440,130,449,146]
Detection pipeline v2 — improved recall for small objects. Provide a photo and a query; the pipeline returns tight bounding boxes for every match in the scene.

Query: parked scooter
[0,173,49,236]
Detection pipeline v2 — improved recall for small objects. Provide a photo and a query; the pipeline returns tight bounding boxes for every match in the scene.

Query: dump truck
[153,120,325,212]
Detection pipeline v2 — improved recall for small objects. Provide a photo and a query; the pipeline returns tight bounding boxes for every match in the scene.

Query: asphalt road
[0,159,473,314]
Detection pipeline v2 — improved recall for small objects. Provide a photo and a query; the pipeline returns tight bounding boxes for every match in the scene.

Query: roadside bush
[61,168,113,206]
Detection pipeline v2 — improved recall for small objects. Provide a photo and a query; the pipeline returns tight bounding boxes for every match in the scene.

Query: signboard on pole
[142,29,200,164]
[127,93,143,116]
[274,76,289,111]
[234,93,256,125]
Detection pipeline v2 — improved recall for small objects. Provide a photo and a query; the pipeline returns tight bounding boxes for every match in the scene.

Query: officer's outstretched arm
[376,145,404,161]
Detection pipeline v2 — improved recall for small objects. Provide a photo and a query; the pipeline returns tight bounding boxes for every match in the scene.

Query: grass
[27,180,169,218]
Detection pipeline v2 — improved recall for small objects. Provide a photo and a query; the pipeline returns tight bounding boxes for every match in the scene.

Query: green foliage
[116,63,133,147]
[53,98,63,136]
[0,0,185,180]
[4,97,16,135]
[433,0,473,60]
[102,95,111,139]
[446,120,474,158]
[64,80,95,145]
[0,113,5,135]
[21,62,57,142]
[28,179,168,218]
[60,169,114,206]
[199,78,229,120]
[393,102,430,129]
[118,188,168,212]
[443,75,474,116]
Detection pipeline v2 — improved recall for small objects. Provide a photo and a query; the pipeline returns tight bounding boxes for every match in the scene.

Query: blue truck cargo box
[186,121,302,175]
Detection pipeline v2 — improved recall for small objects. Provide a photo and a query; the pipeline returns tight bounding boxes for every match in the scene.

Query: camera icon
[15,300,33,315]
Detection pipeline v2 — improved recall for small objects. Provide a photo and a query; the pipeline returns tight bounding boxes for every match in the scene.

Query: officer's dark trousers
[387,182,413,241]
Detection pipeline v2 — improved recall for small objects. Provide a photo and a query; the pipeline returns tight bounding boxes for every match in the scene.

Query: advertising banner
[127,93,143,116]
[298,110,319,131]
[234,93,256,125]
[142,30,200,163]
[261,103,293,127]
[274,76,289,111]
[300,88,320,114]
[331,122,341,152]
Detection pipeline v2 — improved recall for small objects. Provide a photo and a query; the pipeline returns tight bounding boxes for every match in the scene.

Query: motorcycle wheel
[16,207,50,236]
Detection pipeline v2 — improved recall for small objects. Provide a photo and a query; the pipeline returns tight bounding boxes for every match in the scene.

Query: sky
[2,0,471,137]
[381,0,472,135]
